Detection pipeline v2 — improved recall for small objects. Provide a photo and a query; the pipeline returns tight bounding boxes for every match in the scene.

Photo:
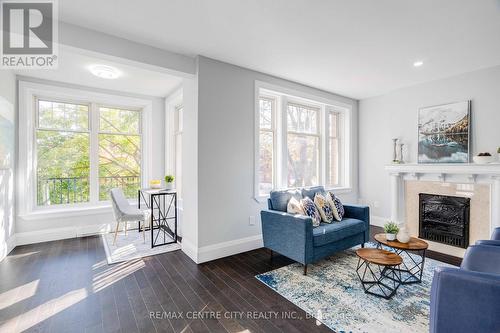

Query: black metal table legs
[377,244,426,285]
[356,258,402,300]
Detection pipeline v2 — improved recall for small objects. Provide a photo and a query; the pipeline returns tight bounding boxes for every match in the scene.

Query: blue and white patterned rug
[256,243,453,333]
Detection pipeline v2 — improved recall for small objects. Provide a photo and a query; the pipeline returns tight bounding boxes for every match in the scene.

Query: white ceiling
[59,0,500,99]
[14,48,183,97]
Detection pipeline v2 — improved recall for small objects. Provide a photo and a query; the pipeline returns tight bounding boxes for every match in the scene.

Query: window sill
[254,186,353,203]
[19,204,115,221]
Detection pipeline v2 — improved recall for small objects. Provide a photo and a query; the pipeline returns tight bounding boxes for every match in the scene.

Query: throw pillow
[327,192,345,221]
[301,197,321,227]
[314,193,334,223]
[287,197,305,215]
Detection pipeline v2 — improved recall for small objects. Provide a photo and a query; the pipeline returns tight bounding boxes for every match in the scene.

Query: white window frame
[254,80,352,201]
[18,81,152,216]
[164,87,183,196]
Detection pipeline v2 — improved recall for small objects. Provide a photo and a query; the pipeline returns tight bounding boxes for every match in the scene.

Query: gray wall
[359,65,500,220]
[0,69,16,259]
[196,56,358,247]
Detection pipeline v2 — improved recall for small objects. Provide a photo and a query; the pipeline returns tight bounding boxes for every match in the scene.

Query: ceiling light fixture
[413,61,424,67]
[89,64,121,79]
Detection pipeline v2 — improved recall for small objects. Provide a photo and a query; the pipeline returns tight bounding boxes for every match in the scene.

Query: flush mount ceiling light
[88,64,121,79]
[413,61,424,67]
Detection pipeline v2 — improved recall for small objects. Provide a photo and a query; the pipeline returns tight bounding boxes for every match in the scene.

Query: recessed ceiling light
[413,61,424,67]
[88,64,121,79]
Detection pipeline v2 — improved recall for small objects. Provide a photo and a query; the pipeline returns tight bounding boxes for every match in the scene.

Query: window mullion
[321,105,327,187]
[89,103,99,204]
[280,96,288,189]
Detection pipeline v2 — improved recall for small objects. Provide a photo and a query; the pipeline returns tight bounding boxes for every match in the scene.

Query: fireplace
[419,193,470,248]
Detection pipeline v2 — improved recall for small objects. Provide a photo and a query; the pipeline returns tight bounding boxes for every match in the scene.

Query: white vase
[397,227,410,243]
[386,233,396,241]
[164,182,173,190]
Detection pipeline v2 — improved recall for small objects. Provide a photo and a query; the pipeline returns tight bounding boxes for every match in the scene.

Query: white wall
[194,56,358,260]
[0,70,16,260]
[14,76,166,241]
[359,65,500,221]
[59,22,196,77]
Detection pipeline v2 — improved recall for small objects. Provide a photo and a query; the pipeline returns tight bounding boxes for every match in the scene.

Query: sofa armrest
[260,210,314,264]
[343,204,370,242]
[461,244,500,274]
[430,267,500,333]
[491,227,500,240]
[475,239,500,247]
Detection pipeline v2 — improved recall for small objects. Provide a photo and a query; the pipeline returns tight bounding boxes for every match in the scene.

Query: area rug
[256,243,453,333]
[101,230,180,264]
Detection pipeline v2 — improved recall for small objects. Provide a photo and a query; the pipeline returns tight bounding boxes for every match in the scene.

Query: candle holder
[392,138,399,163]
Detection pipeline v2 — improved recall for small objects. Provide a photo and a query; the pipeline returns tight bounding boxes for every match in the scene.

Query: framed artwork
[418,101,470,163]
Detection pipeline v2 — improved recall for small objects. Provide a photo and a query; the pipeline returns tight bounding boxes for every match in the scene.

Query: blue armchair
[260,186,369,275]
[430,228,500,333]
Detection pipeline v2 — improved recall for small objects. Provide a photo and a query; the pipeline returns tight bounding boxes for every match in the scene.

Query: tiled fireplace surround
[385,164,500,258]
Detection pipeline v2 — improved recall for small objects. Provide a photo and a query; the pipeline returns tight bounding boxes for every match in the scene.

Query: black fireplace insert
[419,193,470,248]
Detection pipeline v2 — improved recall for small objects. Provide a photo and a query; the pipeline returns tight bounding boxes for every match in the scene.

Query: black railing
[37,176,140,205]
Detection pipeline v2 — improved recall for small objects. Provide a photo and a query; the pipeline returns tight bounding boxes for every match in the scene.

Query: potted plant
[498,147,500,161]
[384,221,399,241]
[164,175,175,190]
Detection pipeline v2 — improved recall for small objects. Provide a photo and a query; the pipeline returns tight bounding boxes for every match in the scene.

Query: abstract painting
[418,101,470,163]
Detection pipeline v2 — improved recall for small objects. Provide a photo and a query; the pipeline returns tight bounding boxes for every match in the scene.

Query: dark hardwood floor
[0,227,460,333]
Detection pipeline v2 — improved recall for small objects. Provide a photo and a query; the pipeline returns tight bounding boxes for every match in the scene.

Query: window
[287,102,320,187]
[36,100,91,205]
[327,110,341,186]
[258,97,275,195]
[98,107,141,200]
[35,100,142,206]
[174,104,183,196]
[255,82,351,198]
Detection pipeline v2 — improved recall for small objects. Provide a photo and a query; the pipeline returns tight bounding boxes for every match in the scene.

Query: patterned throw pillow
[301,197,321,227]
[287,197,305,215]
[314,193,334,223]
[327,192,345,221]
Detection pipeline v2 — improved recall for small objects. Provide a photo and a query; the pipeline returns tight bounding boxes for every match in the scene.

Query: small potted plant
[384,221,399,241]
[497,147,500,161]
[164,175,175,190]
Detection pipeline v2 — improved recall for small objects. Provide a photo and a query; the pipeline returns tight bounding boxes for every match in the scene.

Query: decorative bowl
[149,180,162,189]
[473,155,495,164]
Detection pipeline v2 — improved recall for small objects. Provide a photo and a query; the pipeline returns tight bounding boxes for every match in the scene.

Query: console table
[138,189,178,248]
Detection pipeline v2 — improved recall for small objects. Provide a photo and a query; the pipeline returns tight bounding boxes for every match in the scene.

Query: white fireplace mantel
[384,163,500,234]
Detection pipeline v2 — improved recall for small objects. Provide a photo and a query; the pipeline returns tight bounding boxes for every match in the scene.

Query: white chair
[110,188,150,245]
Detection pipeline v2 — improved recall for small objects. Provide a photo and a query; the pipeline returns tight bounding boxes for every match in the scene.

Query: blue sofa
[430,227,500,333]
[260,186,369,275]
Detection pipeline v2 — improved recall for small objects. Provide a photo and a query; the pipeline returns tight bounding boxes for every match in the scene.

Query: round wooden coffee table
[355,248,403,299]
[374,233,429,284]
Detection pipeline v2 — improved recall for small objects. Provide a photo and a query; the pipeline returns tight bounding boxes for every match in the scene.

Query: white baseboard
[197,234,263,264]
[15,223,115,246]
[181,238,199,263]
[370,215,388,227]
[0,235,17,262]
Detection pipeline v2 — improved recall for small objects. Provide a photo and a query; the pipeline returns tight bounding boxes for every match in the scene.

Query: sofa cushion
[301,197,321,227]
[327,192,345,221]
[301,186,325,200]
[287,197,305,215]
[312,218,366,247]
[314,193,334,223]
[269,189,302,212]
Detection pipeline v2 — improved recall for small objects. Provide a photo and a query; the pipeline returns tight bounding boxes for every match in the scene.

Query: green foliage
[165,175,175,183]
[36,101,141,205]
[497,147,500,154]
[383,221,399,234]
